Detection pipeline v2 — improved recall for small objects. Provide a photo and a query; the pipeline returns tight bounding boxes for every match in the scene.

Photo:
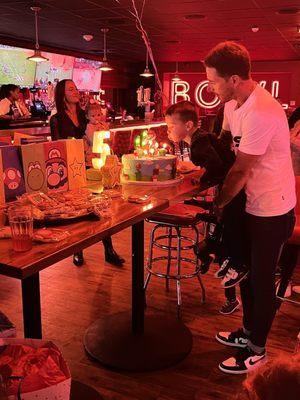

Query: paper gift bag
[101,155,121,188]
[0,151,5,205]
[13,132,35,146]
[65,139,87,190]
[43,141,68,193]
[21,144,47,193]
[0,145,26,202]
[0,338,71,400]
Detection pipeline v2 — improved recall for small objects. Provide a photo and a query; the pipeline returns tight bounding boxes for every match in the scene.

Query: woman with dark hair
[0,84,21,127]
[50,79,125,267]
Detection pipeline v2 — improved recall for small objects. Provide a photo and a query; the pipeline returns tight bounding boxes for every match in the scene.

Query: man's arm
[218,129,233,147]
[216,150,260,208]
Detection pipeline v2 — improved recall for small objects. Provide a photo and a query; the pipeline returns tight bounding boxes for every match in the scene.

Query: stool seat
[148,204,205,227]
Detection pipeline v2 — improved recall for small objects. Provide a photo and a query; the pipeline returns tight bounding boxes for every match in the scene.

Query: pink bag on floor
[0,339,71,400]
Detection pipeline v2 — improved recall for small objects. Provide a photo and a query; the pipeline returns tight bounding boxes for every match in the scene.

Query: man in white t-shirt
[204,41,296,374]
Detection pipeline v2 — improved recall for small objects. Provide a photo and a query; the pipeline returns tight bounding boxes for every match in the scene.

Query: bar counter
[0,118,166,140]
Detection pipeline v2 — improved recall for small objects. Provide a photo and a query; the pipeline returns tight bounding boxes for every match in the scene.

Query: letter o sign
[194,80,220,109]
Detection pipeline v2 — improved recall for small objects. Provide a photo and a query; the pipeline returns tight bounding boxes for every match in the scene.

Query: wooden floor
[1,223,299,400]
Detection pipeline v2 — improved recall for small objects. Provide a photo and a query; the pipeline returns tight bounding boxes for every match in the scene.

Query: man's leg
[247,211,295,351]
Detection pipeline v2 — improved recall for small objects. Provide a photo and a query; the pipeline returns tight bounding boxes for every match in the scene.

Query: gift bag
[21,144,47,194]
[0,151,5,206]
[0,338,71,400]
[65,139,86,190]
[101,155,121,188]
[43,141,68,193]
[0,146,26,202]
[13,133,35,146]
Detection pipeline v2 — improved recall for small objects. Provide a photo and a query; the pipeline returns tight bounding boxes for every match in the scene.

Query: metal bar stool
[144,204,206,318]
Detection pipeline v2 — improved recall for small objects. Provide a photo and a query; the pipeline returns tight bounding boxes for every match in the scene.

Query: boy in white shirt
[204,41,296,374]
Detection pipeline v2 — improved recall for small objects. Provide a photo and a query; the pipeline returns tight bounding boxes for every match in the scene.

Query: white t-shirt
[223,84,296,217]
[0,98,12,115]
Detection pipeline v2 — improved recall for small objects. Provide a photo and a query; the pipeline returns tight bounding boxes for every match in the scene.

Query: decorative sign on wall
[163,72,292,111]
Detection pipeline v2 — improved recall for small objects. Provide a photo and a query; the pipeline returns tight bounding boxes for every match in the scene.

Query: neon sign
[171,78,284,109]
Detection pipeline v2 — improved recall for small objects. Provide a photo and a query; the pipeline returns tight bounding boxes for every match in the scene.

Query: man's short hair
[165,101,198,126]
[204,41,251,80]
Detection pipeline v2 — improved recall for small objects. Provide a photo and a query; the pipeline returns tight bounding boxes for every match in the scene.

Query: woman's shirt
[50,107,87,141]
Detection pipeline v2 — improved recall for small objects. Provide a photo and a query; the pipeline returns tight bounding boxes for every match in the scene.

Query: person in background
[0,84,21,126]
[205,41,295,374]
[288,105,300,129]
[15,89,31,118]
[236,353,300,400]
[50,79,125,267]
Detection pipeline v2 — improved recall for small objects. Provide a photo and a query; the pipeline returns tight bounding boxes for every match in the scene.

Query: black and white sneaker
[216,328,249,348]
[219,298,240,315]
[214,257,231,279]
[221,267,249,288]
[219,346,266,374]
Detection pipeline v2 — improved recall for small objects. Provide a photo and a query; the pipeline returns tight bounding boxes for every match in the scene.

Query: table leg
[84,221,193,371]
[132,220,144,334]
[21,273,42,339]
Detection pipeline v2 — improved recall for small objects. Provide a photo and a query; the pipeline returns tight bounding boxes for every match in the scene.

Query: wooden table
[0,172,203,371]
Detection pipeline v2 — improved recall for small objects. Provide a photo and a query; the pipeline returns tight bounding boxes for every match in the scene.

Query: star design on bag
[70,158,83,178]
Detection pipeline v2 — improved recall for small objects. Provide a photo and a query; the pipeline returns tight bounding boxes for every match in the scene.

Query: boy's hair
[165,101,198,127]
[86,103,102,115]
[204,41,251,80]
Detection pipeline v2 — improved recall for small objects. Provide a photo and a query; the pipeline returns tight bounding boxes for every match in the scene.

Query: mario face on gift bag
[45,149,68,191]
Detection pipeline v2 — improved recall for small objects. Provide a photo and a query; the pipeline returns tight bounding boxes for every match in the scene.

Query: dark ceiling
[0,0,300,62]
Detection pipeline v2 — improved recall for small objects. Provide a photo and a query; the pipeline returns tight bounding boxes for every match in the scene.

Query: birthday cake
[122,154,177,182]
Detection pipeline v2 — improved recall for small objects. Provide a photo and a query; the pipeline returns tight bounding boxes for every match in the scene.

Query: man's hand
[217,150,260,208]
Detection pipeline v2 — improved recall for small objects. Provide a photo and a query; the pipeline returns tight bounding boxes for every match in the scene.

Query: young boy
[165,100,248,289]
[83,103,109,166]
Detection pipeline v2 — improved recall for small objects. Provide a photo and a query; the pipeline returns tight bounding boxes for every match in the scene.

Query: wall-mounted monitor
[72,58,102,91]
[35,52,74,87]
[0,45,36,86]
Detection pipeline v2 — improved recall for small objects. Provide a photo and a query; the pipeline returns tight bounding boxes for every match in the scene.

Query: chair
[144,203,206,318]
[277,176,300,305]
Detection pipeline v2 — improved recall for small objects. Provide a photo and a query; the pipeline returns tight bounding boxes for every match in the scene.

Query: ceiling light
[297,26,300,33]
[83,34,93,42]
[99,28,113,72]
[251,25,259,33]
[172,73,181,82]
[172,61,181,81]
[27,7,48,62]
[140,67,154,78]
[140,50,154,77]
[100,59,113,72]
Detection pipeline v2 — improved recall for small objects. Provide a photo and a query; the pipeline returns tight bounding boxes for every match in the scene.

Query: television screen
[72,68,102,91]
[74,58,101,70]
[72,58,101,91]
[0,45,36,86]
[35,52,74,87]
